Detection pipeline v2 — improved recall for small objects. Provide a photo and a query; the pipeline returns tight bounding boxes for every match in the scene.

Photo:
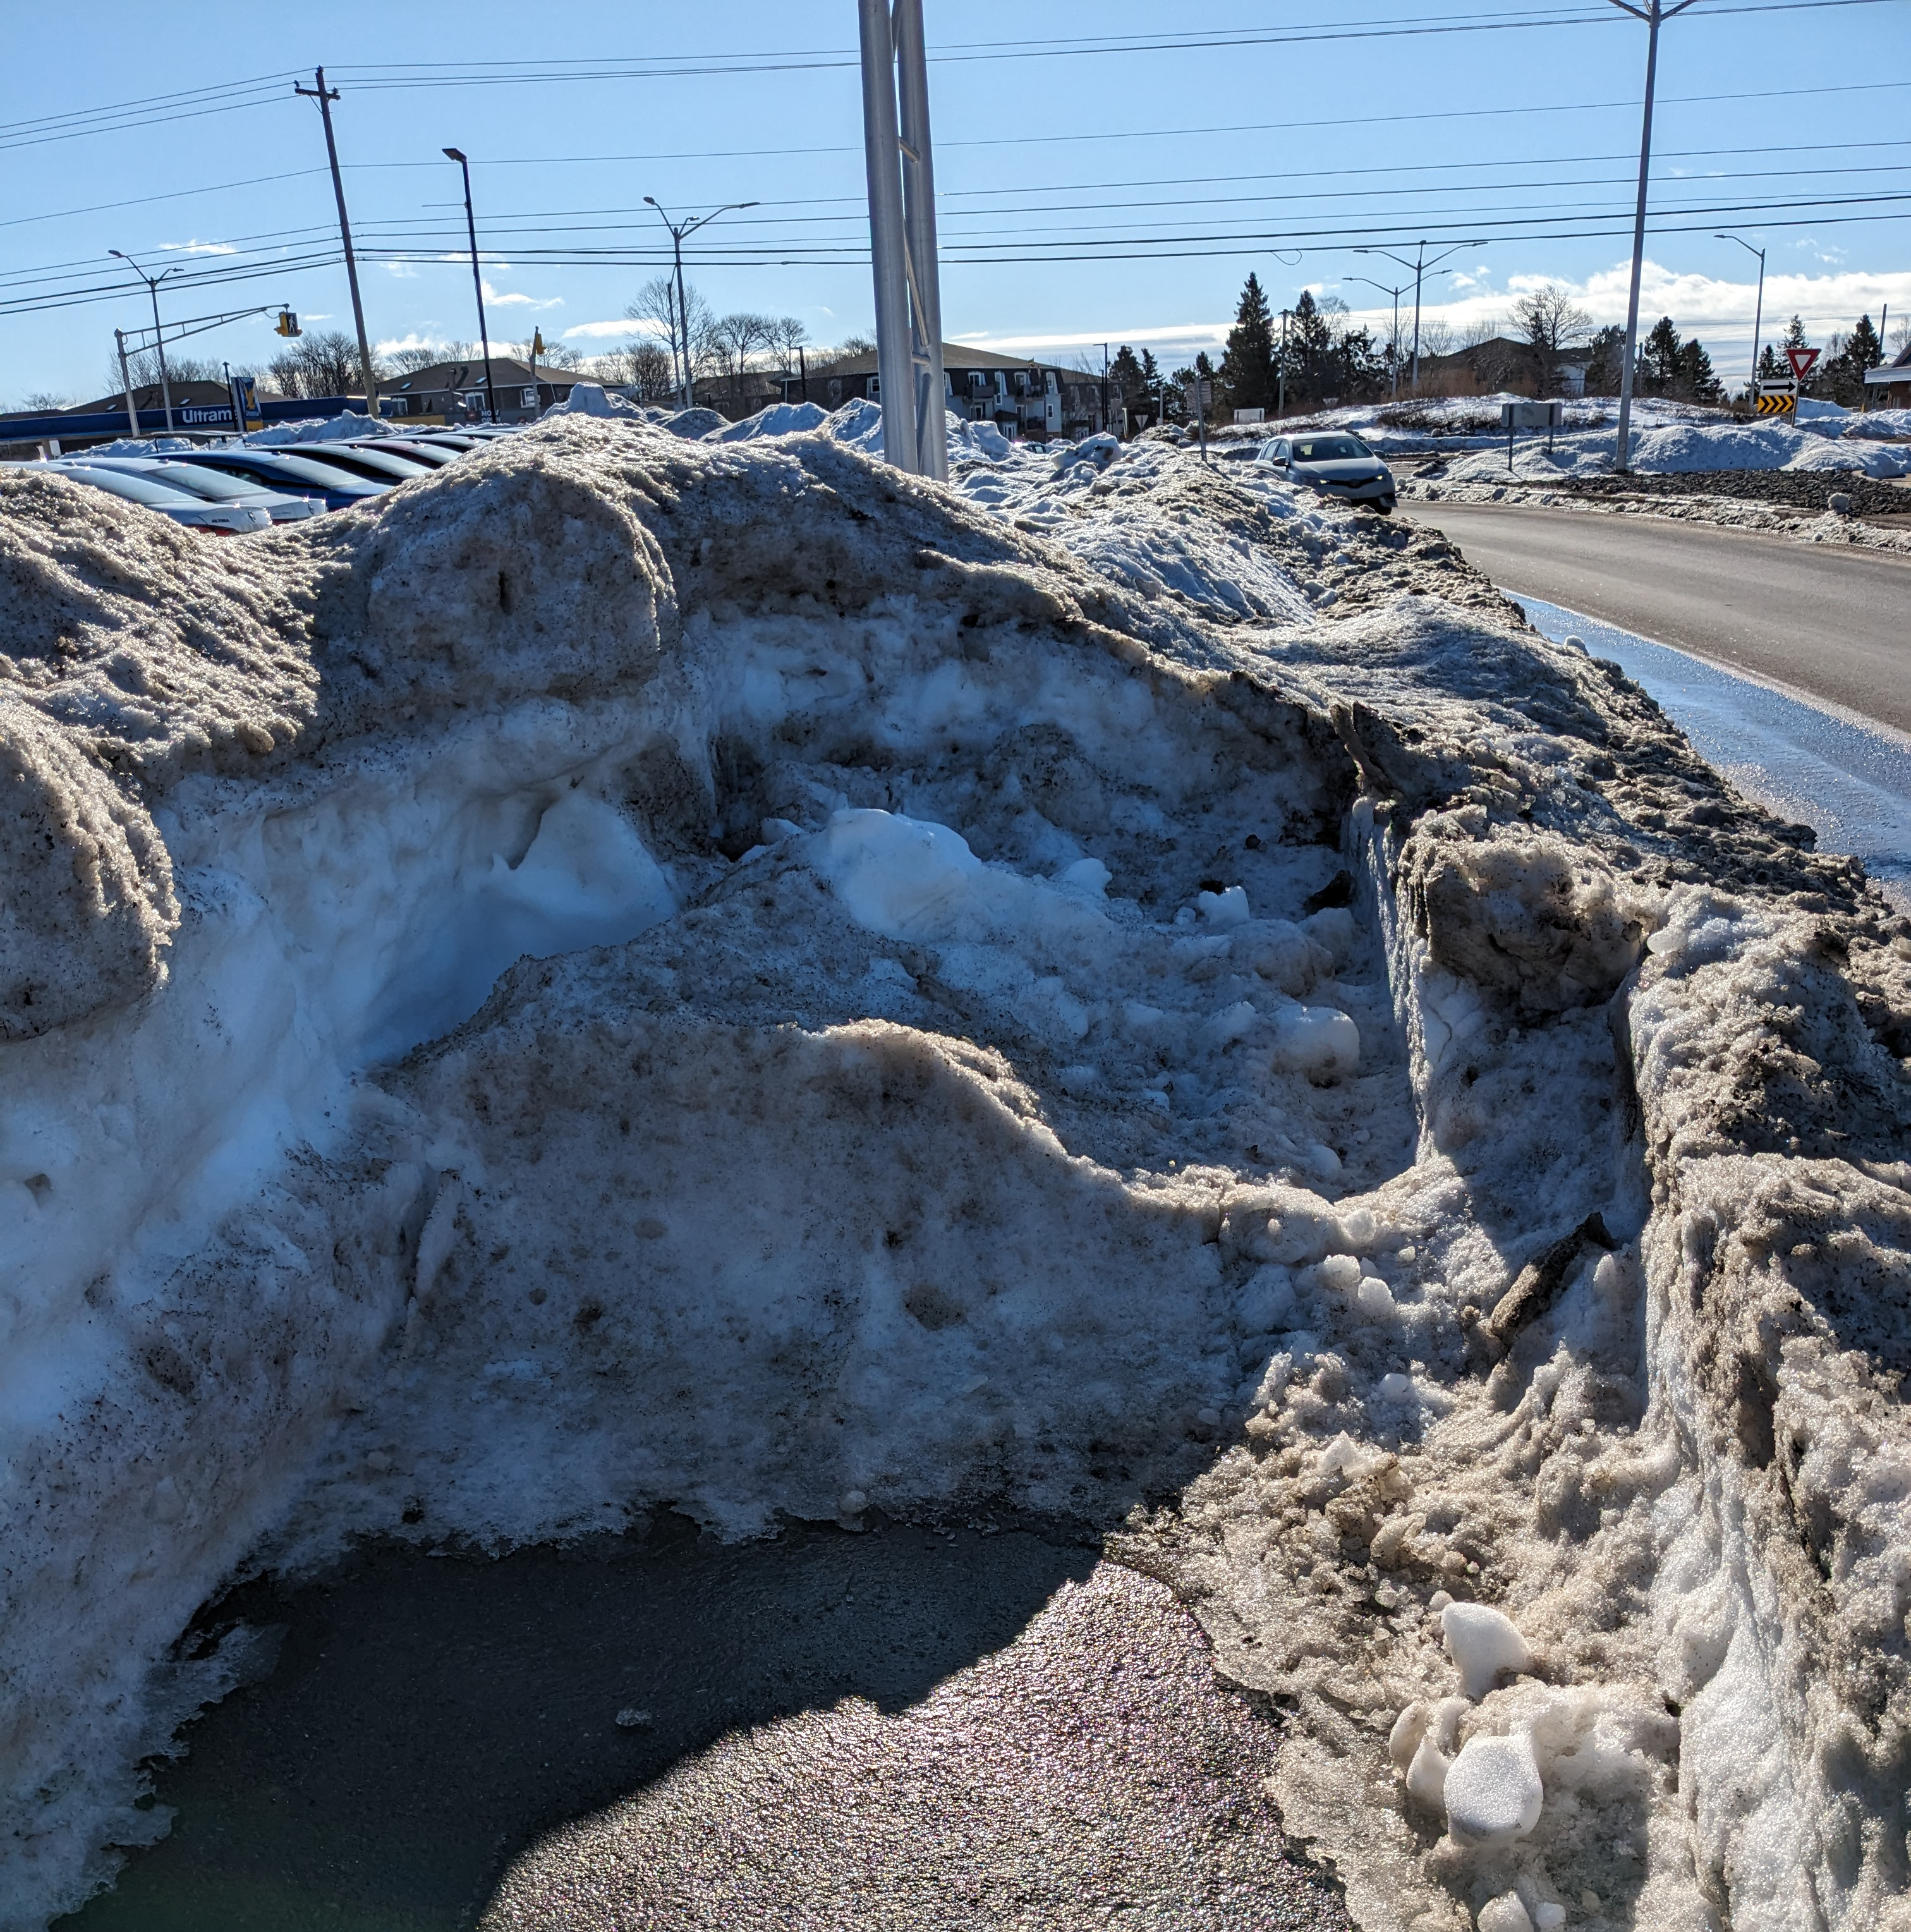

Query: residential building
[1863,343,1911,409]
[790,343,1108,439]
[1414,337,1598,399]
[381,357,588,423]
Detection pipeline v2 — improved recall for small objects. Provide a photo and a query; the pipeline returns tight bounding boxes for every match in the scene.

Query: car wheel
[1373,498,1395,515]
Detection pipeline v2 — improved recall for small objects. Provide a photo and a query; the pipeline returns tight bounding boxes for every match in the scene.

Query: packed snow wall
[3,418,1910,1932]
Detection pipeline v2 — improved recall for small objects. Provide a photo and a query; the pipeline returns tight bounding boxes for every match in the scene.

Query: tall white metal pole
[893,0,947,480]
[1612,4,1660,471]
[859,0,917,472]
[115,329,140,436]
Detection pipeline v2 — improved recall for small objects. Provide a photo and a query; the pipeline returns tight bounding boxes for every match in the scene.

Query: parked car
[1256,432,1395,513]
[164,449,389,512]
[360,437,459,467]
[75,457,318,523]
[33,463,271,533]
[293,441,440,483]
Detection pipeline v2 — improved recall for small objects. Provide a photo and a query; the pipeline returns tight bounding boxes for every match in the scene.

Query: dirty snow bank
[3,420,1910,1932]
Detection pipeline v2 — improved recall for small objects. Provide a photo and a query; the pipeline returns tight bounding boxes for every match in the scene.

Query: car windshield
[191,453,384,494]
[126,463,271,503]
[51,466,197,506]
[1290,435,1371,462]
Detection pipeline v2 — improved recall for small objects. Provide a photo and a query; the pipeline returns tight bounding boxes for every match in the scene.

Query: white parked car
[35,463,272,533]
[1257,432,1396,513]
[72,457,318,523]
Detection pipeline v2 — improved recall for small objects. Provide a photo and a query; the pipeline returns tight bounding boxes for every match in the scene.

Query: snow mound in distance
[543,381,649,420]
[827,396,1015,461]
[3,421,1910,1932]
[246,410,391,446]
[710,399,828,440]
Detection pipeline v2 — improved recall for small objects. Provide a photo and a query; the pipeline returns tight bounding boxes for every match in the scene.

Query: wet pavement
[61,1519,1350,1932]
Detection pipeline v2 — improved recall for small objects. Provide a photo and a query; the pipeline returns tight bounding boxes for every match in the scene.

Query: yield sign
[1787,345,1821,380]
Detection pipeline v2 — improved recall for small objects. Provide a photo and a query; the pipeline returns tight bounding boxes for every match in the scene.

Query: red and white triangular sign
[1786,345,1820,380]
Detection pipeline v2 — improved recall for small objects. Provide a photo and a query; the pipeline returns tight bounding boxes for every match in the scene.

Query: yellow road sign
[1755,391,1796,416]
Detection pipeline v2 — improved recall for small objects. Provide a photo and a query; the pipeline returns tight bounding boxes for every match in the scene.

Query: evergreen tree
[1817,314,1883,405]
[1780,314,1810,355]
[1218,272,1277,413]
[1139,348,1162,386]
[1675,337,1722,404]
[1640,316,1683,394]
[1283,291,1337,407]
[1109,344,1148,410]
[1756,342,1783,382]
[1584,324,1625,396]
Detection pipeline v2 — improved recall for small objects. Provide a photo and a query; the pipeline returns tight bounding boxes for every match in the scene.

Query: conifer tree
[1218,272,1277,412]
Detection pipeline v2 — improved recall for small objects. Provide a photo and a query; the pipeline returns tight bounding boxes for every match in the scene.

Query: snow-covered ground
[4,411,1911,1932]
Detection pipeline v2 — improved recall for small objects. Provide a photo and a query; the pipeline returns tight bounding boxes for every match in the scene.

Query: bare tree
[597,340,678,401]
[21,391,71,410]
[267,329,372,399]
[1416,319,1456,359]
[1511,283,1594,396]
[1460,313,1505,351]
[387,341,471,374]
[765,315,810,372]
[513,336,581,370]
[1890,313,1911,356]
[104,348,227,394]
[626,274,715,394]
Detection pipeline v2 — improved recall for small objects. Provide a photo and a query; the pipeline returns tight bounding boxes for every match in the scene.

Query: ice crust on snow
[4,413,1911,1932]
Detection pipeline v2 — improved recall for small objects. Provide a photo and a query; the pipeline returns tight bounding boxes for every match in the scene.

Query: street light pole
[643,198,759,411]
[109,251,181,433]
[296,69,379,422]
[1353,240,1481,392]
[1605,0,1702,471]
[1715,231,1766,397]
[442,149,498,424]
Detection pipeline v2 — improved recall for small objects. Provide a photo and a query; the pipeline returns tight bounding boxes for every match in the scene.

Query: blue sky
[4,0,1907,406]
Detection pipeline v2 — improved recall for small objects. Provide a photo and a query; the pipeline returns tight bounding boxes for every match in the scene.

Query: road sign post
[1500,398,1563,471]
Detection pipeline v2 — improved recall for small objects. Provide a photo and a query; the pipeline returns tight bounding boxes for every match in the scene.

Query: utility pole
[442,149,499,423]
[643,198,757,410]
[1278,308,1290,419]
[859,0,947,480]
[109,252,179,433]
[295,70,379,421]
[1101,341,1111,437]
[1715,231,1765,399]
[1606,0,1702,470]
[113,329,140,436]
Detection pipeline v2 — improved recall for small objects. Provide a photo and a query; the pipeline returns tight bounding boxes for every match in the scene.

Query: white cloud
[159,239,237,257]
[383,261,420,280]
[562,319,636,340]
[1328,258,1911,372]
[480,279,562,310]
[959,321,1227,355]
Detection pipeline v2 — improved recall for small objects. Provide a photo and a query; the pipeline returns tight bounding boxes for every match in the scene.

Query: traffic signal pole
[296,69,380,422]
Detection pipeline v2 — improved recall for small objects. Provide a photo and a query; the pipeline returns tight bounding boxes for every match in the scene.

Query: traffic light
[275,310,301,338]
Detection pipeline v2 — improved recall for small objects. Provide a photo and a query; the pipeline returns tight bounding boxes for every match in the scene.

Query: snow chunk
[1442,1601,1533,1698]
[543,383,648,420]
[1477,1893,1535,1932]
[810,809,985,940]
[1196,885,1251,927]
[1444,1730,1544,1849]
[1270,1003,1360,1078]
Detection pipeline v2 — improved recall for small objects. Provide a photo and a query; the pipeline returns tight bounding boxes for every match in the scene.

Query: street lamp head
[644,195,658,206]
[443,147,466,163]
[109,248,127,261]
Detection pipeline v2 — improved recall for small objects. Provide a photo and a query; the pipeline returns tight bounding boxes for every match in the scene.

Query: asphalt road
[63,1521,1349,1932]
[1404,499,1911,738]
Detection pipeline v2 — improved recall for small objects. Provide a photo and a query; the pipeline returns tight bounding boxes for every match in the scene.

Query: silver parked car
[33,463,272,533]
[71,457,318,523]
[1257,432,1395,513]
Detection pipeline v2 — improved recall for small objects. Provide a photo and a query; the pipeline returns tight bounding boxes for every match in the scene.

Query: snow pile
[542,381,649,420]
[826,396,1015,462]
[4,420,1910,1932]
[709,399,828,440]
[1845,407,1911,440]
[1783,437,1909,477]
[246,411,391,446]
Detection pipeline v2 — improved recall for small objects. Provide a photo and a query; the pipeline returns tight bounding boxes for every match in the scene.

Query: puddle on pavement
[60,1518,1349,1932]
